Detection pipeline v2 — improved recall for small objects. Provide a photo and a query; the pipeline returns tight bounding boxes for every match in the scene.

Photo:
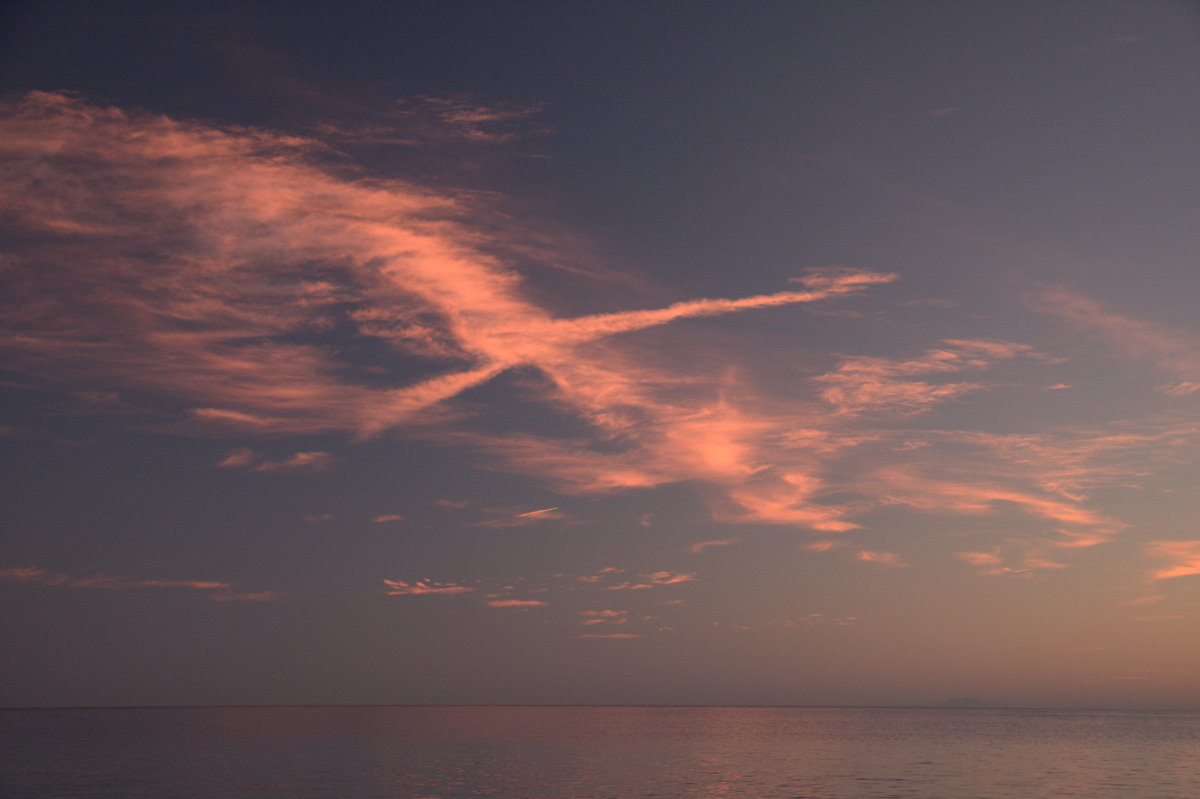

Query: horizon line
[3,702,1194,713]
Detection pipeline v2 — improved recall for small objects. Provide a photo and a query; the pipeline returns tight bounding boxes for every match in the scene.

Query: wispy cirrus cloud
[473,506,568,529]
[1145,540,1200,581]
[0,566,282,601]
[393,95,547,143]
[3,92,1184,559]
[0,98,915,536]
[956,548,1057,577]
[0,92,892,449]
[602,571,697,591]
[217,449,337,472]
[804,540,907,568]
[580,609,628,625]
[382,579,474,596]
[1121,594,1165,606]
[855,549,908,567]
[1032,288,1200,397]
[642,571,697,585]
[688,538,738,554]
[486,598,548,609]
[815,339,1037,416]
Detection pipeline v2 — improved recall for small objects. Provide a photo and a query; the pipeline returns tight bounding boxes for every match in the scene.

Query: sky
[0,1,1197,710]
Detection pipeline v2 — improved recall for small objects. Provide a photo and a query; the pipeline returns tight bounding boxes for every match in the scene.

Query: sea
[1,705,1196,798]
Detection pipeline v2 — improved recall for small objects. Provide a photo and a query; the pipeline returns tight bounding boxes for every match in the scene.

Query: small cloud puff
[217,449,337,472]
[580,609,628,625]
[486,598,548,609]
[382,579,474,596]
[1145,540,1200,581]
[0,566,281,601]
[688,538,738,554]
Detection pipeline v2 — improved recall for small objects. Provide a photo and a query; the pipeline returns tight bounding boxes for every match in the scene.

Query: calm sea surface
[1,706,1197,798]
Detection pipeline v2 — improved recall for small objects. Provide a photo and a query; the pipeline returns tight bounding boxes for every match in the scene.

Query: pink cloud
[805,540,844,553]
[599,570,697,592]
[956,545,1075,577]
[372,514,404,523]
[805,540,906,568]
[209,590,287,603]
[473,506,568,528]
[217,448,258,468]
[4,92,1174,558]
[0,566,68,585]
[382,579,474,596]
[815,339,1035,416]
[1160,381,1200,397]
[863,464,1120,532]
[1033,289,1200,393]
[576,633,642,639]
[855,549,908,568]
[394,96,546,143]
[641,571,696,585]
[485,598,548,608]
[0,93,972,541]
[135,579,230,590]
[721,473,859,531]
[255,451,337,472]
[0,92,894,471]
[551,268,896,346]
[580,609,628,625]
[957,551,1003,568]
[216,448,337,472]
[519,506,562,519]
[1121,595,1165,606]
[1145,540,1200,581]
[0,565,279,598]
[688,538,738,554]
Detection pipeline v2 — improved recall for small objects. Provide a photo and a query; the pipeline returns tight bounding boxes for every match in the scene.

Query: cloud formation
[816,339,1036,416]
[486,598,548,609]
[2,92,1190,565]
[0,566,281,601]
[0,92,892,445]
[1145,540,1200,581]
[382,579,474,596]
[580,609,628,625]
[217,449,337,472]
[1034,289,1200,396]
[473,506,569,529]
[688,538,738,554]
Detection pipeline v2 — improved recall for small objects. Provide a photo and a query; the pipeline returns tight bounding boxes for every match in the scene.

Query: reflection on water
[2,706,1198,798]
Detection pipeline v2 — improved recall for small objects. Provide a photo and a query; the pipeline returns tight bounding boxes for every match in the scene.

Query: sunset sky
[1,1,1197,710]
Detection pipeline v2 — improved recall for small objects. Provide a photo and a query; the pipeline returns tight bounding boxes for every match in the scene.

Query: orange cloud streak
[382,579,474,596]
[1145,540,1200,581]
[0,565,279,600]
